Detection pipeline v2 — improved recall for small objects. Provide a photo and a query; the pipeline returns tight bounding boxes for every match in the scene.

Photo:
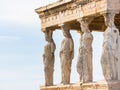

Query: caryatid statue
[60,24,74,84]
[77,18,93,83]
[101,12,119,80]
[43,29,56,86]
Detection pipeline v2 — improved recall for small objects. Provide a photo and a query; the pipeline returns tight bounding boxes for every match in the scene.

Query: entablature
[35,0,120,31]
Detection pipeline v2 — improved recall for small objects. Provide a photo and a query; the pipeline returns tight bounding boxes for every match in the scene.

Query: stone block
[40,80,120,90]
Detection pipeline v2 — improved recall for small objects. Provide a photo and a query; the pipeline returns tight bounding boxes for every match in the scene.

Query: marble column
[101,12,119,80]
[43,29,56,86]
[59,23,74,84]
[76,18,93,83]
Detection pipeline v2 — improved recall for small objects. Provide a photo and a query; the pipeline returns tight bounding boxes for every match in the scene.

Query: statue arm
[43,46,46,60]
[51,42,56,53]
[116,31,119,46]
[70,39,74,59]
[60,40,65,57]
[115,32,119,59]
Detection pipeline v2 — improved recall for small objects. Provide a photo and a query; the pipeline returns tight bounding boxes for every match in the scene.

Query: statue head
[80,20,90,33]
[63,29,71,38]
[44,30,53,42]
[60,23,71,38]
[104,13,116,28]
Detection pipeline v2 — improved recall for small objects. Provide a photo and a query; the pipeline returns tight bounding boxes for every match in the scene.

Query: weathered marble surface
[118,36,120,80]
[35,0,120,88]
[40,80,120,90]
[77,18,93,83]
[101,13,119,80]
[43,30,56,86]
[60,25,74,84]
[36,0,109,30]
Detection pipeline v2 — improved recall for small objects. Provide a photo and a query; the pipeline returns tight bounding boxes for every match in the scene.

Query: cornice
[35,0,101,18]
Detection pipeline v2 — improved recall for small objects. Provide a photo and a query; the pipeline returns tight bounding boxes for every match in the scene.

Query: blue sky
[0,0,104,90]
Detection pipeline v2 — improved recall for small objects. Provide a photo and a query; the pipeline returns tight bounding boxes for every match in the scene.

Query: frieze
[37,0,110,29]
[38,1,73,18]
[38,0,96,18]
[41,7,79,23]
[41,0,106,23]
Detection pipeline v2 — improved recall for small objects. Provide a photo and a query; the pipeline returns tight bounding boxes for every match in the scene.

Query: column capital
[41,28,46,32]
[101,10,119,15]
[77,30,83,35]
[77,17,94,33]
[102,12,116,27]
[77,17,94,25]
[42,27,56,33]
[59,23,71,31]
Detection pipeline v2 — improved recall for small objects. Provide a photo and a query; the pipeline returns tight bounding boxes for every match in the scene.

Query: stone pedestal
[40,80,120,90]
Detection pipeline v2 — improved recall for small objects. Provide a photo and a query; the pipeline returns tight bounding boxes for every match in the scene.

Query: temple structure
[35,0,120,90]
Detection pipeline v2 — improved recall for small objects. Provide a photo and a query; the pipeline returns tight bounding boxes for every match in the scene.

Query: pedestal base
[40,80,120,90]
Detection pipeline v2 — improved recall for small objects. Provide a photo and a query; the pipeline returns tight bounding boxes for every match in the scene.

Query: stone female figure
[43,30,56,86]
[101,13,119,80]
[60,29,74,84]
[77,19,93,83]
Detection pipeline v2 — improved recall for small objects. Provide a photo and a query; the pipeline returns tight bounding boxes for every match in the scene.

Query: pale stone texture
[118,36,120,80]
[43,30,56,86]
[35,0,120,89]
[40,80,120,90]
[101,13,119,80]
[36,0,108,30]
[60,24,74,84]
[77,18,93,83]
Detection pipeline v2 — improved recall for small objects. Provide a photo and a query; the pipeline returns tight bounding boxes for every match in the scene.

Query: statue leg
[88,53,93,82]
[61,55,65,84]
[77,55,83,82]
[50,59,54,85]
[112,57,118,80]
[65,59,72,84]
[44,59,54,86]
[101,50,112,80]
[61,56,72,84]
[44,66,50,86]
[83,56,89,82]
